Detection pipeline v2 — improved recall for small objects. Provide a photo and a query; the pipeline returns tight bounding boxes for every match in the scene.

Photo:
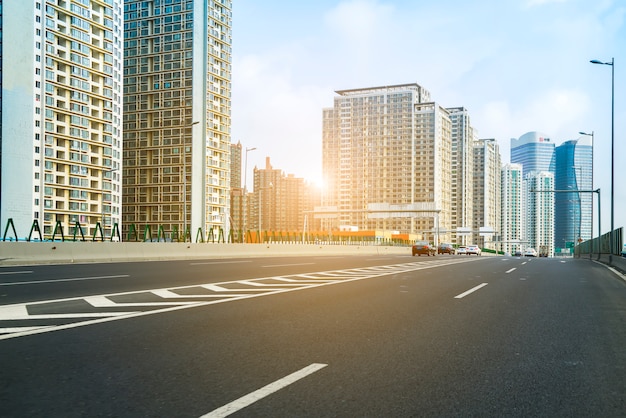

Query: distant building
[524,171,554,255]
[511,131,555,176]
[501,164,524,254]
[322,83,452,243]
[473,139,502,249]
[1,0,124,239]
[122,0,232,240]
[250,157,320,235]
[554,136,593,250]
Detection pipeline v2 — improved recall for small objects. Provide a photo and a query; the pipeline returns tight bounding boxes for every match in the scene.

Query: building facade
[447,107,475,245]
[473,138,501,249]
[510,131,555,176]
[554,136,593,251]
[1,0,124,239]
[500,163,524,254]
[321,83,452,243]
[524,171,554,256]
[122,0,232,241]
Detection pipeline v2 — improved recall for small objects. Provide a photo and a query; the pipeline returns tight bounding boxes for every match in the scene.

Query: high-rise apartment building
[1,0,124,239]
[501,163,524,254]
[524,171,554,255]
[473,138,501,249]
[249,157,318,234]
[554,136,593,250]
[122,0,232,241]
[448,107,475,244]
[322,83,452,242]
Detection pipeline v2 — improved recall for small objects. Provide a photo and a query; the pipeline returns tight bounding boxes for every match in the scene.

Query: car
[524,247,538,257]
[514,249,523,257]
[438,243,456,255]
[621,243,626,258]
[412,241,436,256]
[456,246,467,255]
[466,244,482,256]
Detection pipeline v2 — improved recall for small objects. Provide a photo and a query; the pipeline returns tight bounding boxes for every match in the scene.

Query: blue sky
[231,0,626,234]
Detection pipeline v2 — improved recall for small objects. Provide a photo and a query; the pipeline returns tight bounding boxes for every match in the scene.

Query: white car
[456,246,467,255]
[466,245,481,256]
[524,248,538,257]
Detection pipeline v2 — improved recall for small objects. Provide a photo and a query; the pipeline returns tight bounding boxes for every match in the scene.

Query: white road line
[0,270,33,275]
[505,268,516,273]
[0,274,129,286]
[200,363,328,418]
[190,261,252,265]
[262,263,315,268]
[454,283,488,299]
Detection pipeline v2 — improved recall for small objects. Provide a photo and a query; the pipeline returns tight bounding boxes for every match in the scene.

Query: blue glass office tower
[554,136,593,249]
[511,131,555,175]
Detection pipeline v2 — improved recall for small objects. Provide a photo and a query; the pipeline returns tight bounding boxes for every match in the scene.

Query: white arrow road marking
[200,363,328,418]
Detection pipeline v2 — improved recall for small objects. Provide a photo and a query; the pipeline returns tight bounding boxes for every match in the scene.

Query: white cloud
[324,0,395,42]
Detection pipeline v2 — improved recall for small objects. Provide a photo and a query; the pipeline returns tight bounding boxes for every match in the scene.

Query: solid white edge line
[454,283,488,299]
[200,363,328,418]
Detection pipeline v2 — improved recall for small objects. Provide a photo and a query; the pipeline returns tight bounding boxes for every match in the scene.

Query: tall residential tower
[1,0,124,239]
[322,83,452,242]
[122,0,232,240]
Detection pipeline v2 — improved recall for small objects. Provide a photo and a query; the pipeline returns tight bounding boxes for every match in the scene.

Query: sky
[231,0,626,235]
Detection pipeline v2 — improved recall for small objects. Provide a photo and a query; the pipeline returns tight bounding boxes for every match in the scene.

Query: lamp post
[590,57,614,263]
[579,131,594,259]
[101,167,119,241]
[182,121,200,242]
[243,147,256,242]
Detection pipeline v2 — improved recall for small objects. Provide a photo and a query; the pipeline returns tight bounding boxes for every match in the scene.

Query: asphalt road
[1,254,625,417]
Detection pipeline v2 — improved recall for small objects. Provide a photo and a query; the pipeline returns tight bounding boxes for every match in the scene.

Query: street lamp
[590,57,614,263]
[579,131,594,259]
[243,146,256,242]
[182,121,200,241]
[101,167,119,241]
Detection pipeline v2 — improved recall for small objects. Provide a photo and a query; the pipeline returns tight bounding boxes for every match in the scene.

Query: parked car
[456,246,467,255]
[466,245,482,256]
[438,243,456,255]
[412,241,436,256]
[621,243,626,258]
[524,247,538,257]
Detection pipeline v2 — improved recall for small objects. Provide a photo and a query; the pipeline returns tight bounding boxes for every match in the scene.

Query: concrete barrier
[0,242,411,266]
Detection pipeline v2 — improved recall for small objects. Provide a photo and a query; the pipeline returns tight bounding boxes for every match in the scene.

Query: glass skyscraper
[554,136,593,249]
[510,131,555,176]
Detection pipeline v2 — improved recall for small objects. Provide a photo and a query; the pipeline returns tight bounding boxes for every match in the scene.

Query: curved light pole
[590,58,614,263]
